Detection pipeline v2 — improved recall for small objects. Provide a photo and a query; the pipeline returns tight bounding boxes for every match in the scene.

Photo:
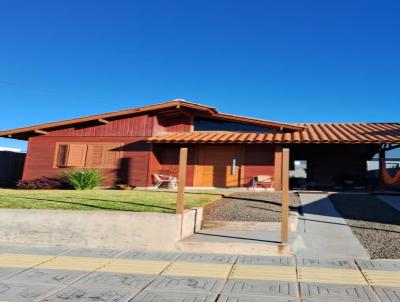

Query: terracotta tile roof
[148,123,400,144]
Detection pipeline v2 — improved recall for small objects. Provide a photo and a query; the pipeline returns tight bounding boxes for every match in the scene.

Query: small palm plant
[62,169,105,190]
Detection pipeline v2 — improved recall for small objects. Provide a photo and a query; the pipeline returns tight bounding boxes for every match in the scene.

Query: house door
[194,146,242,187]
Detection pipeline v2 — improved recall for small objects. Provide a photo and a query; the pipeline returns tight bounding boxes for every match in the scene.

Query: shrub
[16,177,65,190]
[62,169,105,190]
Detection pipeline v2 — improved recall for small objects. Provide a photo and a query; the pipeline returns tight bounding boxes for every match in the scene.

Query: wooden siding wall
[152,115,191,135]
[243,145,275,187]
[24,112,193,187]
[48,115,155,137]
[152,144,276,188]
[23,136,152,187]
[0,151,25,187]
[152,145,195,186]
[47,113,191,137]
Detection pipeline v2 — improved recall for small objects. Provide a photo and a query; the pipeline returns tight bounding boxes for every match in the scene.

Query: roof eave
[0,99,217,140]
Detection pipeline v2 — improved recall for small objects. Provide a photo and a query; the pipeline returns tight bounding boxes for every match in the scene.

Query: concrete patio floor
[0,245,398,301]
[293,193,370,259]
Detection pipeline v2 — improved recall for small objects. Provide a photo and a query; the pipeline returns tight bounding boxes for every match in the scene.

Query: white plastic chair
[251,175,273,189]
[153,173,178,189]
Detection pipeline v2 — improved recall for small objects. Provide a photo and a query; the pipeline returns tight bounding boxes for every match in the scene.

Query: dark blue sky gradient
[1,0,399,150]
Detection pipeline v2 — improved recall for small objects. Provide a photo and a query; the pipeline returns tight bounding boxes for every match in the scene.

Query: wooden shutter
[102,144,121,168]
[56,144,69,167]
[86,144,105,168]
[65,144,87,167]
[85,143,122,168]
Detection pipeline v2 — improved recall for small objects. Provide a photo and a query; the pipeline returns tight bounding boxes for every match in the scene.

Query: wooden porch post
[176,147,188,214]
[281,148,290,244]
[378,149,385,192]
[274,145,283,191]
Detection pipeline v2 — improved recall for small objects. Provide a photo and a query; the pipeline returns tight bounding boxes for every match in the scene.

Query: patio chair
[153,173,178,189]
[251,175,273,189]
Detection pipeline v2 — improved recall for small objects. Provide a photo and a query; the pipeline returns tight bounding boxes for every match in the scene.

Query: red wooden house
[1,99,399,190]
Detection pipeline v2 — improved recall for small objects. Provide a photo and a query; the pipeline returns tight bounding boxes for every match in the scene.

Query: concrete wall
[0,208,202,250]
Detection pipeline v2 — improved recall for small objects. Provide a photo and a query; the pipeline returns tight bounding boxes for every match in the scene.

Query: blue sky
[1,0,399,151]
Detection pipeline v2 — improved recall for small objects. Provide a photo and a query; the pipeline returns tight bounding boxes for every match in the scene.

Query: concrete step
[202,213,299,232]
[177,224,297,256]
[177,233,291,256]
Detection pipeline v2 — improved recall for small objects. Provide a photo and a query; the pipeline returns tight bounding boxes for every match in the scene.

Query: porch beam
[281,148,290,245]
[176,147,188,214]
[34,129,49,135]
[98,118,110,124]
[378,149,385,191]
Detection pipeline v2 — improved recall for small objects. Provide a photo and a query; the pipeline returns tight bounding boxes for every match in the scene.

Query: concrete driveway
[0,245,398,301]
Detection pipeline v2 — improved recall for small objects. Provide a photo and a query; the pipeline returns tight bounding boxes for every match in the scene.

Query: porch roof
[148,123,400,144]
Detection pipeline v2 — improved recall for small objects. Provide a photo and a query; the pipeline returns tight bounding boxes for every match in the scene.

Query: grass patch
[0,189,227,213]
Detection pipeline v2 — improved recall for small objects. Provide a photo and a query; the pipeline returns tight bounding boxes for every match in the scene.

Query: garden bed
[0,189,224,213]
[329,193,400,259]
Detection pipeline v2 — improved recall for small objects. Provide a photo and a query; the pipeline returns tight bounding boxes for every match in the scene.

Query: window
[54,143,122,168]
[56,144,69,167]
[194,117,274,133]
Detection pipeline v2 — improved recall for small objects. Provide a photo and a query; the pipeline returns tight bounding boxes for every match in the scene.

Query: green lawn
[0,189,227,213]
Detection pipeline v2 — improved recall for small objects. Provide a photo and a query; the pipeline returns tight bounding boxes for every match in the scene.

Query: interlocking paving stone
[147,276,224,293]
[0,245,24,254]
[15,246,70,255]
[298,258,358,269]
[299,283,378,301]
[363,270,400,287]
[118,251,179,261]
[37,256,111,271]
[357,260,400,271]
[162,261,232,279]
[41,286,141,302]
[63,248,123,258]
[129,290,217,302]
[301,300,372,302]
[0,253,55,269]
[99,259,170,275]
[374,287,400,302]
[75,272,154,289]
[0,281,61,302]
[217,295,298,302]
[6,268,87,285]
[0,268,26,280]
[297,267,367,285]
[236,256,294,266]
[230,265,297,281]
[223,280,297,297]
[175,253,237,264]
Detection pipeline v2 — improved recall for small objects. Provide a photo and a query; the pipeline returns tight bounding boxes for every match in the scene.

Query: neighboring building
[0,148,25,187]
[0,99,399,190]
[0,147,22,152]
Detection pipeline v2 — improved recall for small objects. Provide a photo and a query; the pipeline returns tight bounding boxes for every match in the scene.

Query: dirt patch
[329,193,400,259]
[203,192,301,222]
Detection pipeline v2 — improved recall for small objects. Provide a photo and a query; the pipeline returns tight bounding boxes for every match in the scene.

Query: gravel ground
[329,193,400,259]
[203,192,301,222]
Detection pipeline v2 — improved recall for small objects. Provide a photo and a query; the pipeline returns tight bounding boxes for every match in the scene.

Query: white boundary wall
[0,208,203,250]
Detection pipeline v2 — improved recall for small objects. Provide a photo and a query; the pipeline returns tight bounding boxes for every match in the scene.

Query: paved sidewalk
[377,195,400,212]
[292,193,369,259]
[0,245,398,301]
